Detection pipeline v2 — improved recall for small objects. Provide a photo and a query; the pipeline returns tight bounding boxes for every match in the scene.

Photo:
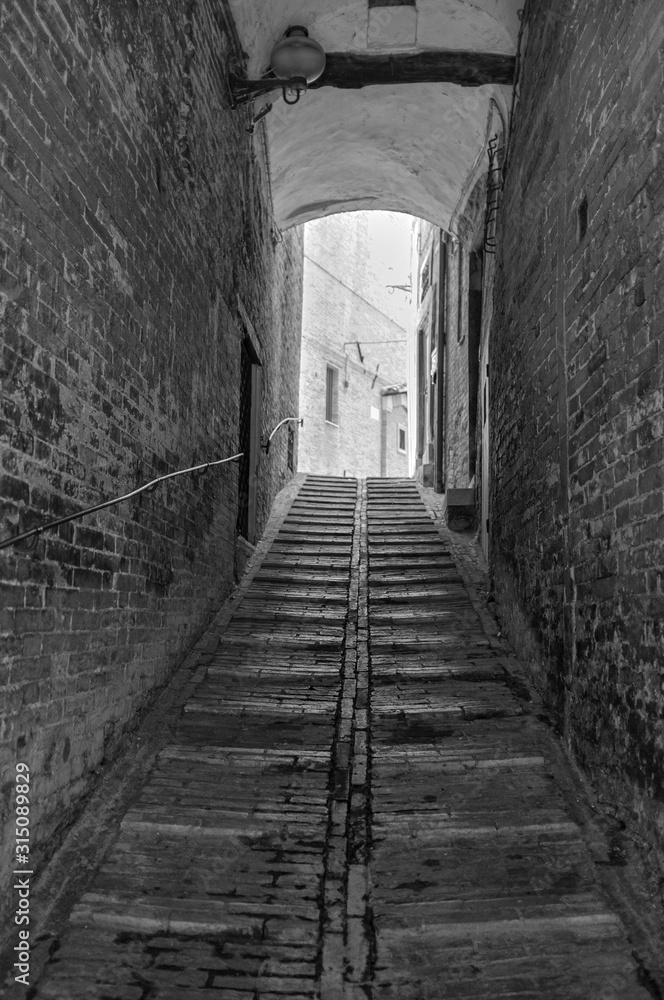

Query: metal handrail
[0,416,306,552]
[0,453,244,551]
[263,416,303,454]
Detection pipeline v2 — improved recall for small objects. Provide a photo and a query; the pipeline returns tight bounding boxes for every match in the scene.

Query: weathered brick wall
[444,242,470,487]
[0,0,302,932]
[491,0,664,866]
[409,218,437,478]
[298,213,410,478]
[445,178,487,490]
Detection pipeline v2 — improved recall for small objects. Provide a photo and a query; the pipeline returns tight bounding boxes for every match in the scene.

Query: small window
[420,253,431,302]
[397,425,407,454]
[326,365,339,425]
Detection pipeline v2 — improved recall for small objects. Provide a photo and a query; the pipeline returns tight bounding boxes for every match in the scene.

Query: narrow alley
[21,476,656,1000]
[3,1,664,993]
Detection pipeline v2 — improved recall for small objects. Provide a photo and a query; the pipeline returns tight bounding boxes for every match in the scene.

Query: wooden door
[480,340,490,560]
[237,338,262,543]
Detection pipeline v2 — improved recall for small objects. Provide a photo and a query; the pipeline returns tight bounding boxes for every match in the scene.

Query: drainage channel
[320,478,374,1000]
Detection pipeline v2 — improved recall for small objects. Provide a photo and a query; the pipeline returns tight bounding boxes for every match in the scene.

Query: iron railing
[0,453,243,552]
[0,416,303,551]
[263,416,303,454]
[483,133,503,254]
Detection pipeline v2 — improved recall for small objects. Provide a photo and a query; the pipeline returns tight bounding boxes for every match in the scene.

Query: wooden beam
[309,50,516,90]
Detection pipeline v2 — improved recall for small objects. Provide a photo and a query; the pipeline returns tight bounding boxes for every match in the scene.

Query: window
[397,425,407,454]
[420,253,431,302]
[416,326,426,458]
[325,365,339,424]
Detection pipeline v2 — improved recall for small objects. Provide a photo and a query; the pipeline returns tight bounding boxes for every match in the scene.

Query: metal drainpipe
[435,232,447,493]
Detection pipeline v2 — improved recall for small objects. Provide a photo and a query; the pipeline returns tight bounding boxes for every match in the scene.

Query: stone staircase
[21,476,654,1000]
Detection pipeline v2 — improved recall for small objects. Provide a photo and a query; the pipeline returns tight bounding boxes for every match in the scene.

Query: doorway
[480,337,490,560]
[416,325,427,462]
[468,249,483,481]
[237,337,262,543]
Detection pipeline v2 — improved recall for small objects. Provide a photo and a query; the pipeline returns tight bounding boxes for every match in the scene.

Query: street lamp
[228,26,326,108]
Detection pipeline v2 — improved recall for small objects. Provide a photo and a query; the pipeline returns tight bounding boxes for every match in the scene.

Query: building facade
[298,212,412,479]
[408,172,489,540]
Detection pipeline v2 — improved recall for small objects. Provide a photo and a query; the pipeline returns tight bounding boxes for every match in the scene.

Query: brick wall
[447,178,486,490]
[491,0,664,866]
[298,212,411,478]
[0,0,303,932]
[444,242,470,487]
[410,220,437,478]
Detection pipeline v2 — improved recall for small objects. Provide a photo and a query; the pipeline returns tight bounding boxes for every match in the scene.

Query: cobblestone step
[260,557,352,569]
[369,588,468,603]
[368,534,442,544]
[252,572,351,586]
[369,558,459,571]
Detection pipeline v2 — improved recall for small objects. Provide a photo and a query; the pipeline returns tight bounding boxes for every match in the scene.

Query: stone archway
[225,0,522,229]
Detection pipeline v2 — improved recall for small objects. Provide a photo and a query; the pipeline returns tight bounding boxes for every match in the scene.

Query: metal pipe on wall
[435,232,448,494]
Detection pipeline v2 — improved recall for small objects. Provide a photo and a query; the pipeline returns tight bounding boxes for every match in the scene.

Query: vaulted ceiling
[226,0,522,230]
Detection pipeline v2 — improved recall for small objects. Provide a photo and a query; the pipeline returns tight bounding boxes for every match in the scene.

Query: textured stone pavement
[23,476,656,998]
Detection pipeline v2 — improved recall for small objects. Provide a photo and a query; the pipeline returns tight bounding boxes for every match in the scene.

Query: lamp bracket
[228,71,282,108]
[246,102,273,133]
[229,72,309,109]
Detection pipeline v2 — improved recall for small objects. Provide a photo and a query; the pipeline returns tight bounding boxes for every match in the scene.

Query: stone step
[28,475,653,1000]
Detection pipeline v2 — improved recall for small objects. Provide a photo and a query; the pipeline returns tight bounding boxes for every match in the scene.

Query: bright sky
[360,211,415,331]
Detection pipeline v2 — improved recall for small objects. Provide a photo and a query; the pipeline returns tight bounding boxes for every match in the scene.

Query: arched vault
[226,0,521,230]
